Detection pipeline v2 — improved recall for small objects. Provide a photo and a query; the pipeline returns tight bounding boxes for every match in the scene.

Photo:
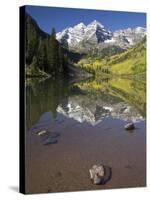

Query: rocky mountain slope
[76,36,146,75]
[56,20,146,53]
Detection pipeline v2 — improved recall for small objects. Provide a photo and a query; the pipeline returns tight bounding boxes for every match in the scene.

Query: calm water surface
[25,76,146,194]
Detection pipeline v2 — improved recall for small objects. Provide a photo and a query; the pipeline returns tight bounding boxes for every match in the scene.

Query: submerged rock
[43,138,58,145]
[36,130,61,138]
[89,164,105,185]
[35,130,60,145]
[124,122,135,130]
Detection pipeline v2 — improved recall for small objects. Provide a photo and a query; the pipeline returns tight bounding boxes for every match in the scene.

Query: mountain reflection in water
[26,76,146,129]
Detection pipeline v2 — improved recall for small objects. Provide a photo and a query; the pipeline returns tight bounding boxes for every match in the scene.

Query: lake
[25,76,146,194]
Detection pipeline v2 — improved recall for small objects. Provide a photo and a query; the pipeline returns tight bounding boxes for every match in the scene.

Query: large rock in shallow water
[124,122,135,130]
[89,164,105,185]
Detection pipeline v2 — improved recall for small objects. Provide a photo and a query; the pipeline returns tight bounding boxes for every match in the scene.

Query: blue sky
[26,5,146,34]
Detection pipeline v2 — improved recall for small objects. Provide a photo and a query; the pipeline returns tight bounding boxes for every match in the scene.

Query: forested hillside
[25,13,68,77]
[76,37,146,75]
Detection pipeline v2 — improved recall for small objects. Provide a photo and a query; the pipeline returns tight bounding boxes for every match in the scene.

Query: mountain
[76,36,146,75]
[25,13,146,77]
[57,20,112,46]
[56,20,146,53]
[25,13,84,77]
[106,36,146,75]
[56,20,112,53]
[112,27,146,48]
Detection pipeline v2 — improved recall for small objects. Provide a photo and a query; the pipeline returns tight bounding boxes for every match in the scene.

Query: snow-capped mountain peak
[135,26,146,33]
[56,20,112,48]
[88,20,104,29]
[56,20,146,52]
[73,22,86,29]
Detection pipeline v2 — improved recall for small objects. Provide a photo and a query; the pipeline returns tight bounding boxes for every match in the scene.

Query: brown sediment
[25,117,146,194]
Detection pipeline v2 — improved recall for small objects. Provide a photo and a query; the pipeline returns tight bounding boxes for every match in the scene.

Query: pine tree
[58,46,64,73]
[63,54,69,74]
[37,38,47,71]
[48,28,59,75]
[44,36,50,73]
[26,16,39,65]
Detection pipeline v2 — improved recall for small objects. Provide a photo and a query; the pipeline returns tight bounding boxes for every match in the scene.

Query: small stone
[37,130,47,136]
[124,123,135,130]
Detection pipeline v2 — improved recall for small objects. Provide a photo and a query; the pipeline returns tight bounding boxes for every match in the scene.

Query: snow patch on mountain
[56,20,146,51]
